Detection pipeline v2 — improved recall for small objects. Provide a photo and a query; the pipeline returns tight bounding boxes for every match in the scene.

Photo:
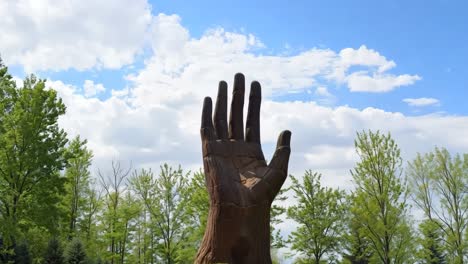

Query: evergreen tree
[14,241,32,264]
[44,237,65,264]
[416,220,446,264]
[65,238,87,264]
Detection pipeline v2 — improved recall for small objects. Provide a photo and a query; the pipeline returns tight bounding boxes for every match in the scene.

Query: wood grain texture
[196,73,291,264]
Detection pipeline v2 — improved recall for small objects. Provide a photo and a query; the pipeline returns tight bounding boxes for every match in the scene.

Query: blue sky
[155,0,466,115]
[8,0,467,115]
[154,0,467,114]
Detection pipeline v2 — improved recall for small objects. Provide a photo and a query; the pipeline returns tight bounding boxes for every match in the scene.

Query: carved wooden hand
[196,73,291,264]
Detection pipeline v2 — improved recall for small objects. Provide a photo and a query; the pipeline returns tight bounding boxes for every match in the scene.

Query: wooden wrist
[195,203,273,264]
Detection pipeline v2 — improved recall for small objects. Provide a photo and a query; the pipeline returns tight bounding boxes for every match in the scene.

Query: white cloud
[339,45,396,73]
[83,80,105,97]
[315,86,332,97]
[0,0,152,72]
[403,97,440,107]
[347,72,421,92]
[39,12,457,189]
[2,2,420,94]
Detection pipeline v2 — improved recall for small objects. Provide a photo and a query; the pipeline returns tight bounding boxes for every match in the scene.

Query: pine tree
[416,220,446,264]
[14,241,32,264]
[65,238,87,264]
[45,237,65,264]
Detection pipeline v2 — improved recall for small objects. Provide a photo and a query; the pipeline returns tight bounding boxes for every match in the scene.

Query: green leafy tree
[98,161,132,264]
[287,171,347,263]
[62,136,93,240]
[342,194,372,264]
[65,238,87,264]
[408,148,468,263]
[80,184,102,261]
[130,164,191,264]
[0,65,68,248]
[271,188,287,249]
[351,130,414,264]
[177,170,210,262]
[44,237,65,264]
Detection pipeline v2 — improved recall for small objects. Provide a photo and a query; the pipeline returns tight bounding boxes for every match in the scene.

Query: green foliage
[130,164,191,263]
[416,220,446,264]
[98,161,134,263]
[287,171,347,263]
[0,68,68,246]
[350,130,414,264]
[341,194,372,264]
[177,170,210,261]
[408,148,468,264]
[64,238,87,264]
[271,188,288,249]
[14,241,32,264]
[44,237,65,264]
[62,136,93,240]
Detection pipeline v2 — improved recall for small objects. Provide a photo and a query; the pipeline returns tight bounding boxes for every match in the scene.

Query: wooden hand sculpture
[196,73,292,264]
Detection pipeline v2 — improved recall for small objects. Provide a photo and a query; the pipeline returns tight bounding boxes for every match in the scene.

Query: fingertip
[203,96,213,108]
[277,130,292,147]
[218,81,228,92]
[234,72,245,81]
[250,81,261,97]
[233,73,245,93]
[202,97,213,127]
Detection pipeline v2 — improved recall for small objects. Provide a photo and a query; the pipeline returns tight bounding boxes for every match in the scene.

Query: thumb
[268,130,291,174]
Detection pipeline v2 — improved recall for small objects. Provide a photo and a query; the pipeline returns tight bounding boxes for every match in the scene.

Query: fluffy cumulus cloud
[36,12,462,189]
[125,15,421,104]
[403,97,440,107]
[83,80,105,97]
[0,0,152,72]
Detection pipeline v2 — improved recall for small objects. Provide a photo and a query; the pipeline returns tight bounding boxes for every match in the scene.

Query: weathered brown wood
[196,73,292,264]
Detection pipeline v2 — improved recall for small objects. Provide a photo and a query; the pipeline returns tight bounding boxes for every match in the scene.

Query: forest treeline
[0,60,467,264]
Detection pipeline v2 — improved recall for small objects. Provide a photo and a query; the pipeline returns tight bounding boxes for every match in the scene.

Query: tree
[177,170,210,262]
[62,136,93,240]
[80,184,102,261]
[44,237,65,264]
[408,148,468,263]
[65,238,87,264]
[416,219,446,264]
[130,164,191,263]
[0,66,68,248]
[351,130,413,264]
[99,161,132,264]
[342,194,372,264]
[14,241,32,264]
[271,188,287,249]
[287,171,346,263]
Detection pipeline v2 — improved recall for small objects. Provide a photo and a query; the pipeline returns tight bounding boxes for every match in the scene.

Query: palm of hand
[201,73,291,208]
